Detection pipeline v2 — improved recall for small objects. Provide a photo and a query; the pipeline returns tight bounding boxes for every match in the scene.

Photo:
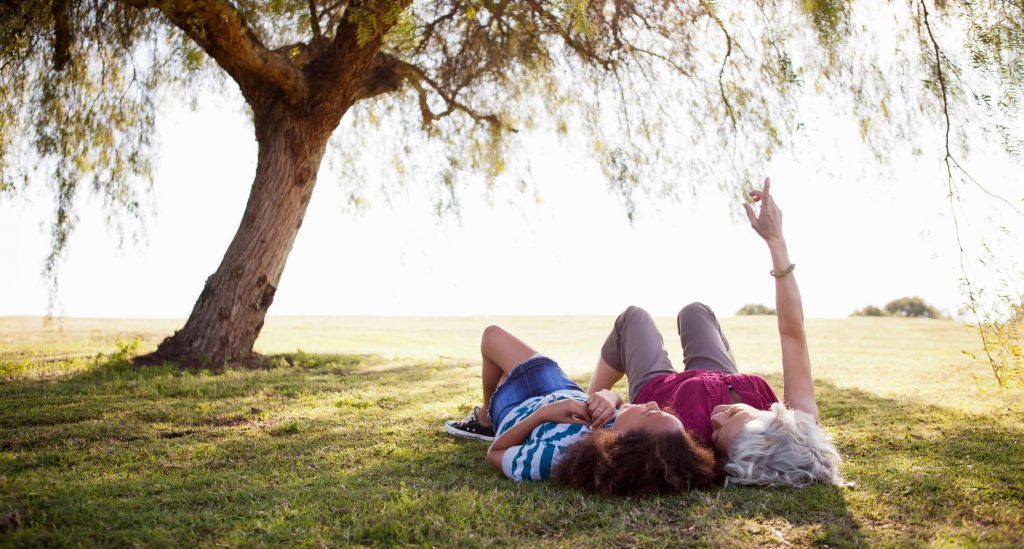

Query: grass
[1,315,1022,546]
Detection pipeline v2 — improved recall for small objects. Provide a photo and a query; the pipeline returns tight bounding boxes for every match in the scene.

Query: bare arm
[767,237,818,419]
[583,360,627,428]
[744,178,819,420]
[586,359,624,395]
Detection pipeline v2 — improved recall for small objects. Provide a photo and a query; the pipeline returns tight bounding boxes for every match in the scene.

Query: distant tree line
[851,297,944,319]
[736,304,776,316]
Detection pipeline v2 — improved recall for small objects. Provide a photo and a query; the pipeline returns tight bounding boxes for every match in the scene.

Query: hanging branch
[384,54,514,132]
[920,0,1004,384]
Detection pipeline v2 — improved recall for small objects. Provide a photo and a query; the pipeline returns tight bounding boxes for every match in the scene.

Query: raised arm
[743,178,819,420]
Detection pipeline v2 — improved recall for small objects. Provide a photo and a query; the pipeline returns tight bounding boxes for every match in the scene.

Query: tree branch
[321,1,349,34]
[120,0,309,106]
[304,0,411,110]
[381,53,514,132]
[412,6,458,58]
[522,0,615,69]
[51,0,71,71]
[702,1,737,128]
[921,0,951,165]
[308,0,322,41]
[627,44,692,78]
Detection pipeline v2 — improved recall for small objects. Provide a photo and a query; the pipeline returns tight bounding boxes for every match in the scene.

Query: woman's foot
[444,406,495,442]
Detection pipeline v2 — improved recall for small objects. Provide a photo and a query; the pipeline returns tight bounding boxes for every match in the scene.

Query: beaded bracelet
[770,263,796,278]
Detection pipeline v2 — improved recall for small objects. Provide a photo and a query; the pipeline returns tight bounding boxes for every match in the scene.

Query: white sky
[1,86,1021,320]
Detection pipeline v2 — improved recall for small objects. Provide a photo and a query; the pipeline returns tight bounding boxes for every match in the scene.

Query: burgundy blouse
[633,370,779,446]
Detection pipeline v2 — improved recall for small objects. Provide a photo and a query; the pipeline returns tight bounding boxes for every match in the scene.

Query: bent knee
[678,302,713,320]
[621,305,651,319]
[615,305,655,332]
[482,324,506,341]
[678,302,714,331]
[481,324,506,348]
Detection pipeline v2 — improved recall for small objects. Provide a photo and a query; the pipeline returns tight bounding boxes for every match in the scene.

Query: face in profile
[611,401,685,436]
[710,402,760,455]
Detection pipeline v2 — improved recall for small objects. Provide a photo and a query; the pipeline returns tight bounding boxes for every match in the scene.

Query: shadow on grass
[1,353,1021,545]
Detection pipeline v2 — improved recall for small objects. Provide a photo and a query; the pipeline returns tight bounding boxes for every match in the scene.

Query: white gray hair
[723,402,842,488]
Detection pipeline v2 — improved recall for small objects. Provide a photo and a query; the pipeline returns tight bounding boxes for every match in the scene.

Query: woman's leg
[677,302,738,373]
[478,325,538,427]
[598,306,676,402]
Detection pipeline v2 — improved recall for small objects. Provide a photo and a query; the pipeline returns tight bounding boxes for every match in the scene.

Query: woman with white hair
[584,177,841,488]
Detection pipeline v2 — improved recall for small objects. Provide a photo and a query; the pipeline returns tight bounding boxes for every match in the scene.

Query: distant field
[1,315,1022,546]
[1,314,1015,411]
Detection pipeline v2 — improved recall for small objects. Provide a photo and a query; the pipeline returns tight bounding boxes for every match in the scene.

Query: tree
[883,296,942,319]
[2,1,1022,363]
[850,305,886,317]
[736,303,776,316]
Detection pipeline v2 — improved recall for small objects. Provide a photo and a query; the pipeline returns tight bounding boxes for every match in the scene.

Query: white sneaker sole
[444,422,495,442]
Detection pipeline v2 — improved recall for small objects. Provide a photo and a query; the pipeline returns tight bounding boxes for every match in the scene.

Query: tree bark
[151,105,335,364]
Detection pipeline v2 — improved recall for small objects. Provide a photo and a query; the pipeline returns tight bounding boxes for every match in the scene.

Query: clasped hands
[538,390,620,429]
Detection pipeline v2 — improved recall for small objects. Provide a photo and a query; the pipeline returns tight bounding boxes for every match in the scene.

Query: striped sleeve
[500,423,589,481]
[496,397,544,436]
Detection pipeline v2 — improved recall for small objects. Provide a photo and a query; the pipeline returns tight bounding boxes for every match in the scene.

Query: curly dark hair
[555,428,722,495]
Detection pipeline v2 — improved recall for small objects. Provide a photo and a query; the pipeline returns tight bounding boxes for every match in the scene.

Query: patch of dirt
[0,511,23,533]
[207,415,247,427]
[158,429,196,439]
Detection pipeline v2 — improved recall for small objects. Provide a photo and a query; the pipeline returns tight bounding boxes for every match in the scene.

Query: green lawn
[1,316,1022,546]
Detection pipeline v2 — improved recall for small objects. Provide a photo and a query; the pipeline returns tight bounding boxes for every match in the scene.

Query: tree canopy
[2,0,1019,263]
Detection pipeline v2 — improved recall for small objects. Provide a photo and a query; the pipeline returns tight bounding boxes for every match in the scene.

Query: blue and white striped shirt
[497,389,617,481]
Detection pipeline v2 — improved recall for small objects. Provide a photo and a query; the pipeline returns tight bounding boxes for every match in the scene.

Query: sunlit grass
[1,316,1021,545]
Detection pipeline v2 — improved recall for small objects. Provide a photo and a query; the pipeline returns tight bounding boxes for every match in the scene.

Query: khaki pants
[600,303,738,402]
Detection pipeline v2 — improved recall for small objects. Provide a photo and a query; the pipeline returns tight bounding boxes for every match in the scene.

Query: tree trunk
[151,105,334,365]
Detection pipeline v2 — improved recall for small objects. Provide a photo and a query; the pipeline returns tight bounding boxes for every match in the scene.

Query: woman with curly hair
[555,422,721,495]
[443,325,718,492]
[585,178,842,488]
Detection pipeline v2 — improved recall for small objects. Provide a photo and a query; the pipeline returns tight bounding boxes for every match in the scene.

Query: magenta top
[633,370,780,447]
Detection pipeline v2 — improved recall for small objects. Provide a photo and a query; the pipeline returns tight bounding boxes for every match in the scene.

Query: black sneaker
[444,406,496,442]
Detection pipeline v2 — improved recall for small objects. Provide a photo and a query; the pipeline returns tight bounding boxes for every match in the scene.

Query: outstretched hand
[742,177,784,243]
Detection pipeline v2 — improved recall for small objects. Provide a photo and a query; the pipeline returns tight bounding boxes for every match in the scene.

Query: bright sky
[2,86,1021,320]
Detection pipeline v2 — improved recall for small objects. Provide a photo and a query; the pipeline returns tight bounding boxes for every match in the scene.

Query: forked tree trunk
[152,105,336,364]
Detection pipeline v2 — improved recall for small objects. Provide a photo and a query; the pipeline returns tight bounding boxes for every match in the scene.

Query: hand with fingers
[584,390,620,429]
[742,177,784,244]
[539,398,592,425]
